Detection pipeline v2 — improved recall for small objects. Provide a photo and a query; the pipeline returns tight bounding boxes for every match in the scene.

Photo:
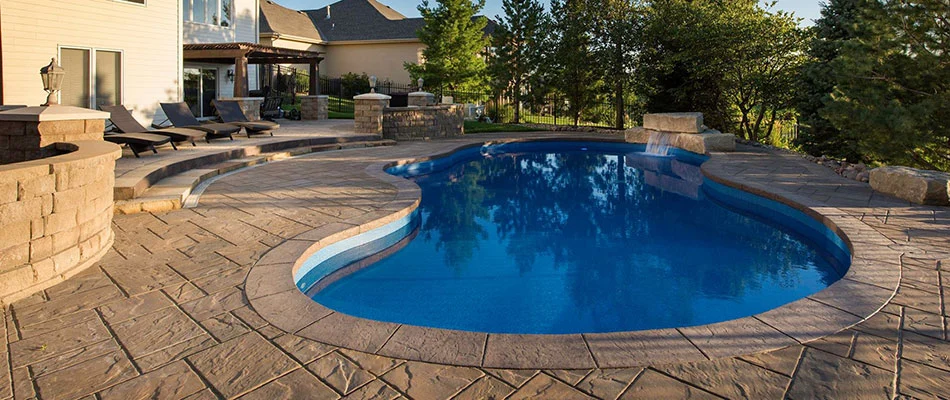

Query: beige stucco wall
[323,41,424,84]
[0,0,182,125]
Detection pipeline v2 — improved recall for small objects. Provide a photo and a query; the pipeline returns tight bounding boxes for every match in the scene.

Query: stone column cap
[221,97,265,101]
[408,91,434,97]
[354,93,392,100]
[0,105,110,122]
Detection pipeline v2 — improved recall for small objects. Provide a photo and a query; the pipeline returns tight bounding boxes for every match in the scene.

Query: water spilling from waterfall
[645,131,673,156]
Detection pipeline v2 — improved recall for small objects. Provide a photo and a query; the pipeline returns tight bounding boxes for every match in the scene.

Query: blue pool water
[302,141,850,334]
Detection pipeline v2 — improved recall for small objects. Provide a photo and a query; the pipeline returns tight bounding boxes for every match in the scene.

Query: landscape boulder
[870,166,950,206]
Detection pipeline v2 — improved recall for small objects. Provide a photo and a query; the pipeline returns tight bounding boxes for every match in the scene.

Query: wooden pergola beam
[183,43,324,97]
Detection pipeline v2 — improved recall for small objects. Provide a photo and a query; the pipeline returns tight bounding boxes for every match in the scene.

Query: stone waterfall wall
[0,140,121,306]
[382,105,464,141]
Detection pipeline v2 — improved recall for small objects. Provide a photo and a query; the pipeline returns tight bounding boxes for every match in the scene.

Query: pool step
[114,139,396,214]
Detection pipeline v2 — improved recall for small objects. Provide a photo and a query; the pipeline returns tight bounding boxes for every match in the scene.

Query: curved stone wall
[0,140,121,306]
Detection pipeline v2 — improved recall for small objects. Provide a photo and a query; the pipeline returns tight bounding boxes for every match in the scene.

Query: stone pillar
[354,93,391,134]
[220,97,264,121]
[300,95,329,120]
[0,106,109,164]
[408,91,435,107]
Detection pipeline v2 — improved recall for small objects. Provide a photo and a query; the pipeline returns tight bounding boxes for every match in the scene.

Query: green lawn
[464,120,547,133]
[328,111,354,119]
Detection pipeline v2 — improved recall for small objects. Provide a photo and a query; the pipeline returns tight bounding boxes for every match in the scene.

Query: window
[58,47,122,108]
[183,0,231,27]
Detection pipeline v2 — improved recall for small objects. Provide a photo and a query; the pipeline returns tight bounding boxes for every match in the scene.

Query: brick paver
[3,138,949,399]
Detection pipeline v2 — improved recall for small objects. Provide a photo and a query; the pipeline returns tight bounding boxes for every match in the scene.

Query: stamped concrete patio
[1,134,948,399]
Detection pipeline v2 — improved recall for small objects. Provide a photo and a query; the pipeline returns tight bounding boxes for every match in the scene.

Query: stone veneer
[219,98,264,121]
[625,127,736,154]
[0,106,108,164]
[0,140,121,305]
[299,95,329,120]
[382,105,464,141]
[354,93,391,134]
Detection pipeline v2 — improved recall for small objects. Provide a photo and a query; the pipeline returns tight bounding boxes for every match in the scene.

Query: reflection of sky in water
[312,146,847,334]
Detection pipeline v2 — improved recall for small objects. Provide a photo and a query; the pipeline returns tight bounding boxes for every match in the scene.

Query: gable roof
[262,0,497,43]
[260,0,324,42]
[304,0,425,42]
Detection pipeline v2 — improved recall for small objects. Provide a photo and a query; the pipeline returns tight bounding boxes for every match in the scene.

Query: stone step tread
[114,139,396,214]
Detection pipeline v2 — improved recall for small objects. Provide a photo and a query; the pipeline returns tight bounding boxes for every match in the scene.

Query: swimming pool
[296,141,851,334]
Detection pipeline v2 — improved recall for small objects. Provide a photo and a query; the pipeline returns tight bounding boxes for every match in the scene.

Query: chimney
[326,5,331,19]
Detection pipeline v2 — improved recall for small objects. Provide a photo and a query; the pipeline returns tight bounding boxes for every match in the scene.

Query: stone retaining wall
[382,105,464,141]
[0,140,121,306]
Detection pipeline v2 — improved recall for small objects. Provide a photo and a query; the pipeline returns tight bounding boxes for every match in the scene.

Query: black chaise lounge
[103,132,173,158]
[213,100,279,137]
[159,102,240,142]
[100,105,206,146]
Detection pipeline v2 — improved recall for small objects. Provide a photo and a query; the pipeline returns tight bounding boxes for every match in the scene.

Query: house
[0,0,182,123]
[0,0,322,124]
[260,0,495,85]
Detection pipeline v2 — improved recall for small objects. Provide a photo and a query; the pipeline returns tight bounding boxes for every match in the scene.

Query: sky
[273,0,824,26]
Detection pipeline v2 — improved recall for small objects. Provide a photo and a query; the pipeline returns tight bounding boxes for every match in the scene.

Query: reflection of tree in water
[411,149,843,329]
[414,162,491,270]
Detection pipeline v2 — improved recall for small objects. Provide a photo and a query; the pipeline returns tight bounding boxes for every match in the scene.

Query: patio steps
[114,139,396,214]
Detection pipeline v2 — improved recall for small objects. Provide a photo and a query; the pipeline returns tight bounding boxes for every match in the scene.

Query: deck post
[233,56,248,97]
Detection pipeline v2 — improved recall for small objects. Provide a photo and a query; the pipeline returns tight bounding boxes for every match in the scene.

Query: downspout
[0,2,5,105]
[177,0,184,102]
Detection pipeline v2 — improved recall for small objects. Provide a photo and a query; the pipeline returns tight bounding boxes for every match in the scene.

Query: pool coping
[244,137,902,369]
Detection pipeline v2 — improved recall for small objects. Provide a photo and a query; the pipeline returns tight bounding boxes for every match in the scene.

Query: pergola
[183,42,324,97]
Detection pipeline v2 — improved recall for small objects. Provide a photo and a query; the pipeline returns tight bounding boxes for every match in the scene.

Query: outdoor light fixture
[40,58,66,106]
[418,78,424,91]
[227,69,235,82]
[369,75,377,93]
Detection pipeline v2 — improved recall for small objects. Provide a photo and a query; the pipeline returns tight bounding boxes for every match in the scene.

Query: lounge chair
[213,100,279,137]
[103,132,173,158]
[159,102,240,142]
[99,105,205,146]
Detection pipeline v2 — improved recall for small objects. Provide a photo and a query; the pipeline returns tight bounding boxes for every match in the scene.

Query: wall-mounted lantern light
[227,69,235,82]
[40,58,66,106]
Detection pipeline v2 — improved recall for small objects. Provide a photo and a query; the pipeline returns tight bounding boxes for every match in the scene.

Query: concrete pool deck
[2,134,948,399]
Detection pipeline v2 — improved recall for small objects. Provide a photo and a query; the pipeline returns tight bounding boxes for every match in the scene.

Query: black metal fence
[308,74,641,129]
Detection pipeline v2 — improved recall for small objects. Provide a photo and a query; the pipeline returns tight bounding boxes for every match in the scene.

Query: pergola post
[309,60,319,96]
[234,55,248,97]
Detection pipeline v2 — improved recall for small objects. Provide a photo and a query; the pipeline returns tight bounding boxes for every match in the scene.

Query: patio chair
[159,102,240,142]
[103,132,173,158]
[213,100,279,137]
[99,105,205,146]
[261,97,283,120]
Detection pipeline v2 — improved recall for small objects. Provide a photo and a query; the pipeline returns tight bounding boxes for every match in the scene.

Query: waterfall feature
[645,131,673,156]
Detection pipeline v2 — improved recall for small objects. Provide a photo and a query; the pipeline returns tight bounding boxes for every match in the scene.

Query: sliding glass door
[183,67,217,118]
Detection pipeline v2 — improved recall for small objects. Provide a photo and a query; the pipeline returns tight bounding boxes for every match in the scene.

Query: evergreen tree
[488,0,547,123]
[589,0,644,129]
[794,0,862,159]
[405,0,491,91]
[547,0,600,126]
[823,0,949,170]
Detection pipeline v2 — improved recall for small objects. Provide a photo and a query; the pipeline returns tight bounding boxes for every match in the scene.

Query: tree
[794,0,862,159]
[588,0,644,129]
[822,0,949,171]
[639,0,807,140]
[405,0,491,91]
[488,0,547,123]
[547,0,601,126]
